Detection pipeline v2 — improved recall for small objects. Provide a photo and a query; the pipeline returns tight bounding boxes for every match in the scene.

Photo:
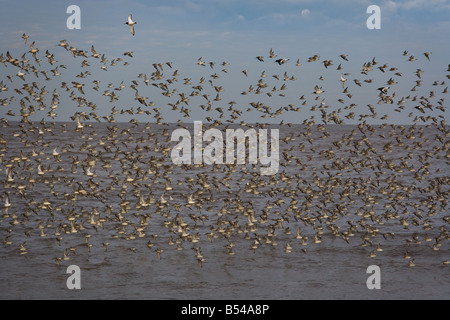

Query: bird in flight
[275,58,289,65]
[377,86,389,94]
[125,14,137,36]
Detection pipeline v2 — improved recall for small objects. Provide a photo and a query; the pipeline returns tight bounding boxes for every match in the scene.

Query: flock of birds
[0,30,449,270]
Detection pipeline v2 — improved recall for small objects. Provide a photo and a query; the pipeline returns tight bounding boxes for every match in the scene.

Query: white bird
[85,167,95,177]
[4,193,11,208]
[125,14,137,36]
[17,70,26,81]
[76,117,84,129]
[340,73,347,88]
[37,164,45,176]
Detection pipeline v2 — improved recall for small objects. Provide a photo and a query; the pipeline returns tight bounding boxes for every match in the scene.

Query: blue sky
[0,0,449,124]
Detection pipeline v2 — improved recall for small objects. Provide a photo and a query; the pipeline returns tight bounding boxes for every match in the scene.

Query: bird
[4,193,11,208]
[269,48,276,58]
[323,60,333,68]
[125,14,137,36]
[275,58,289,65]
[414,106,425,113]
[313,85,324,94]
[197,57,206,66]
[29,41,39,59]
[22,33,29,44]
[377,86,389,94]
[91,45,100,58]
[17,70,26,81]
[340,74,347,88]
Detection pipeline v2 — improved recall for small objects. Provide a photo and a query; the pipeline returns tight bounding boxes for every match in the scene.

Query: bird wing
[129,25,135,36]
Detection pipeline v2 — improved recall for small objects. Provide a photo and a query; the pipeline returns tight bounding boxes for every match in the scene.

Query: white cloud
[301,9,310,17]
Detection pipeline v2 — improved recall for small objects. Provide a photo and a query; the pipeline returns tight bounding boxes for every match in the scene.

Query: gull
[125,14,137,36]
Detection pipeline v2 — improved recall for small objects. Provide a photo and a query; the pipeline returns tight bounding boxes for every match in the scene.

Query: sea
[0,121,449,300]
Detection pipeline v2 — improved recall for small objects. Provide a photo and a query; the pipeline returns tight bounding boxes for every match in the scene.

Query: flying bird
[313,85,324,94]
[22,33,29,44]
[339,73,347,88]
[125,14,137,36]
[377,86,389,94]
[275,58,289,65]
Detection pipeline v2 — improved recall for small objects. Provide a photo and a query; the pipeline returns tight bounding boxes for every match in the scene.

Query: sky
[0,0,449,124]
